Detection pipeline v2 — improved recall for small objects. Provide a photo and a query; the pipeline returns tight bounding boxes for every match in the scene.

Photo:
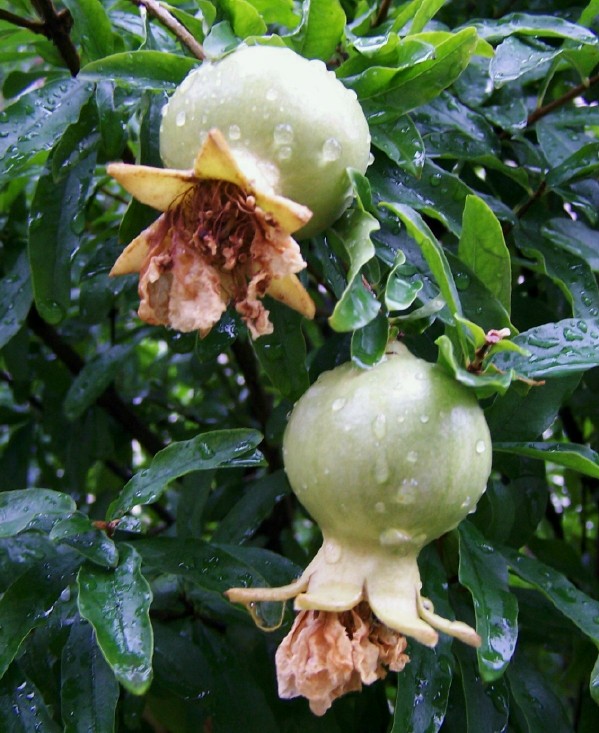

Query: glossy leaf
[253,301,310,401]
[370,115,425,177]
[490,36,562,86]
[62,0,114,61]
[470,12,599,45]
[542,218,599,271]
[0,549,79,678]
[80,52,198,89]
[351,311,389,368]
[0,78,94,184]
[494,441,599,478]
[219,0,267,37]
[0,250,32,351]
[0,489,75,538]
[107,429,264,520]
[546,142,599,188]
[50,512,119,568]
[491,318,599,378]
[290,0,346,61]
[459,523,518,682]
[385,254,424,311]
[77,544,153,695]
[61,619,119,733]
[0,664,60,733]
[458,196,511,315]
[409,0,447,35]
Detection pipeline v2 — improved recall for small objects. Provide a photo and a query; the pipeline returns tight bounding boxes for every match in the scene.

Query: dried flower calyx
[108,129,315,338]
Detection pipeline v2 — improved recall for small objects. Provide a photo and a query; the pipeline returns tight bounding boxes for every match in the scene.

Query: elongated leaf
[351,312,389,368]
[50,513,119,568]
[547,142,599,187]
[107,429,264,520]
[252,301,310,401]
[62,0,114,61]
[470,12,598,45]
[63,343,135,421]
[490,36,562,86]
[542,218,599,271]
[77,544,153,695]
[219,0,267,37]
[61,619,119,733]
[29,154,96,325]
[80,52,198,89]
[0,549,80,677]
[0,489,75,538]
[459,523,518,682]
[494,441,599,479]
[290,0,346,61]
[385,254,424,311]
[0,664,60,733]
[409,0,447,35]
[0,78,94,183]
[0,251,32,351]
[370,115,425,177]
[491,318,599,378]
[459,196,511,315]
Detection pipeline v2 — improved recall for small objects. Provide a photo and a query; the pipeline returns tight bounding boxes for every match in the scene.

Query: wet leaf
[370,115,425,178]
[494,441,599,479]
[50,512,119,568]
[107,429,264,520]
[351,312,389,368]
[0,489,75,538]
[470,12,598,45]
[0,664,60,733]
[80,51,198,89]
[290,0,346,61]
[0,251,32,351]
[77,544,153,695]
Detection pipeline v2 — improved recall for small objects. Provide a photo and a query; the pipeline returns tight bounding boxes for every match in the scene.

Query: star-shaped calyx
[108,129,316,338]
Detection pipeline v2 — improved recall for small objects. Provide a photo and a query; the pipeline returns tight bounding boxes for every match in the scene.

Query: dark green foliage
[0,0,598,731]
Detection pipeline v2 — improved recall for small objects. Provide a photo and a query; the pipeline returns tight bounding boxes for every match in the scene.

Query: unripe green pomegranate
[159,45,371,237]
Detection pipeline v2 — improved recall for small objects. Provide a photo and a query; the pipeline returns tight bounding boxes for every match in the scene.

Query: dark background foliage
[0,0,598,731]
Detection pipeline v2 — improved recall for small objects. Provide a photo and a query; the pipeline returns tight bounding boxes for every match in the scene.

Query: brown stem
[26,307,165,456]
[526,72,599,128]
[372,0,393,27]
[30,0,80,76]
[0,9,46,33]
[515,180,547,221]
[129,0,205,60]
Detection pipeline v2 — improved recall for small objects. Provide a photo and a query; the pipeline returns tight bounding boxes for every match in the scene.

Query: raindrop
[420,414,429,424]
[374,501,386,513]
[274,123,294,145]
[175,110,186,127]
[461,496,471,509]
[395,484,416,504]
[380,528,412,546]
[372,413,387,439]
[455,272,470,291]
[375,454,390,483]
[266,88,278,102]
[407,450,418,464]
[322,137,342,162]
[332,397,346,412]
[429,173,442,187]
[476,440,486,454]
[277,146,293,161]
[228,124,241,140]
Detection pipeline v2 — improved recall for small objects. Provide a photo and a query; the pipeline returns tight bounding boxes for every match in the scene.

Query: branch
[30,0,80,76]
[526,72,599,128]
[373,0,393,28]
[0,9,45,33]
[27,307,165,456]
[129,0,205,60]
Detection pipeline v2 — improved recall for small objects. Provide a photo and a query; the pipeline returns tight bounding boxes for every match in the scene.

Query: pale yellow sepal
[109,216,163,275]
[107,164,196,212]
[266,274,316,320]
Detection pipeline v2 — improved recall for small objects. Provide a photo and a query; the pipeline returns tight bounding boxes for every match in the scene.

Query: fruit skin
[159,45,371,237]
[283,343,491,549]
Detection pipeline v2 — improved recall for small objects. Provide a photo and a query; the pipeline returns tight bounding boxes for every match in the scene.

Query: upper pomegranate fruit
[159,45,372,237]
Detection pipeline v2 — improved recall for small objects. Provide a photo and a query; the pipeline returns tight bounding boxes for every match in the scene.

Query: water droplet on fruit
[274,123,294,145]
[461,496,471,509]
[161,104,169,117]
[322,137,342,162]
[176,110,186,127]
[372,414,386,439]
[420,414,429,424]
[415,371,426,381]
[266,88,278,102]
[395,482,416,504]
[332,397,346,411]
[324,539,342,563]
[476,440,486,454]
[380,528,412,546]
[277,145,293,161]
[368,152,375,166]
[375,454,390,483]
[374,501,386,513]
[407,450,418,463]
[228,124,241,140]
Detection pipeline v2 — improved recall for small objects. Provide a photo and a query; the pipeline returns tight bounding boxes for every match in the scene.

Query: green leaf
[290,0,346,61]
[542,218,599,271]
[370,115,425,177]
[385,253,424,311]
[80,52,198,90]
[62,0,114,61]
[491,318,599,378]
[63,343,135,421]
[0,549,80,678]
[50,513,119,568]
[0,78,94,184]
[212,470,291,545]
[409,0,447,35]
[0,664,60,733]
[493,441,599,479]
[107,429,264,520]
[29,154,96,325]
[436,334,514,397]
[459,523,519,682]
[546,142,599,188]
[490,36,562,87]
[361,28,479,119]
[329,180,380,332]
[507,652,573,732]
[219,0,267,38]
[471,12,599,44]
[77,544,153,695]
[0,250,32,351]
[61,619,119,733]
[51,97,100,178]
[458,195,511,315]
[351,312,389,368]
[252,300,310,401]
[0,489,76,538]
